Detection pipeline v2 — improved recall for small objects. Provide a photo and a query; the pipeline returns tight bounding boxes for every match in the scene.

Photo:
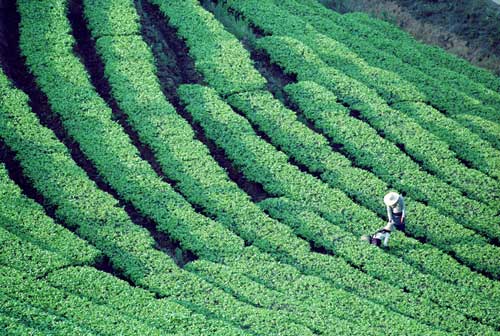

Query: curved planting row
[0,294,93,336]
[275,0,500,124]
[0,64,307,335]
[146,0,266,96]
[0,225,72,278]
[178,84,499,330]
[45,266,247,336]
[18,0,434,332]
[0,162,101,269]
[255,34,500,239]
[392,101,500,180]
[453,114,500,150]
[79,0,478,334]
[0,266,171,336]
[312,5,500,113]
[276,0,500,151]
[225,0,500,210]
[343,11,500,93]
[0,147,250,336]
[148,0,266,96]
[141,0,499,326]
[257,3,500,181]
[18,0,243,262]
[283,80,500,292]
[13,1,325,335]
[227,89,500,277]
[182,0,496,288]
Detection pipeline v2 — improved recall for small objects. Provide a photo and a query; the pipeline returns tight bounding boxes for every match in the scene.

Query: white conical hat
[384,192,399,207]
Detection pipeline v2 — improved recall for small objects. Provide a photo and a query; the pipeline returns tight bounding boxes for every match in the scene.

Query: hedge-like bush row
[46,266,249,336]
[0,226,71,278]
[307,3,500,112]
[0,266,170,336]
[453,114,500,151]
[190,253,499,336]
[0,67,174,281]
[269,12,500,181]
[13,3,316,334]
[283,81,500,288]
[275,0,500,124]
[227,90,500,277]
[0,163,101,267]
[0,53,302,336]
[225,250,454,336]
[225,0,500,209]
[0,313,45,336]
[255,36,500,236]
[0,293,95,336]
[188,259,392,336]
[83,1,459,333]
[190,260,382,336]
[226,0,426,107]
[178,84,498,329]
[259,197,500,331]
[148,0,266,96]
[392,101,500,180]
[83,0,141,38]
[343,11,500,94]
[20,0,243,262]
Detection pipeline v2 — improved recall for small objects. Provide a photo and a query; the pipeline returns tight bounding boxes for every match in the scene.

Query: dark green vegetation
[320,0,500,76]
[0,0,499,334]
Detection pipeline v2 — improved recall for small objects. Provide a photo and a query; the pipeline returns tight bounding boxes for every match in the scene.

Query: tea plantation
[0,0,499,334]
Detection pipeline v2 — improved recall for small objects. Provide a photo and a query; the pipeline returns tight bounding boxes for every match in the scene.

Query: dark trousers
[392,212,405,231]
[370,237,382,246]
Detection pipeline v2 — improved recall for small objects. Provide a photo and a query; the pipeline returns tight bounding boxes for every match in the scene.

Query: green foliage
[82,1,480,333]
[47,266,248,335]
[83,0,141,38]
[0,164,102,267]
[276,0,500,124]
[346,8,500,86]
[3,0,499,334]
[261,37,499,237]
[0,266,170,336]
[149,0,266,96]
[11,1,316,335]
[0,226,70,277]
[179,84,500,331]
[393,101,500,180]
[227,89,500,278]
[0,294,95,335]
[229,0,500,209]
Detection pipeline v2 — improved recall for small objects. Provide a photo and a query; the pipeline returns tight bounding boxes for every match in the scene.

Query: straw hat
[384,192,399,207]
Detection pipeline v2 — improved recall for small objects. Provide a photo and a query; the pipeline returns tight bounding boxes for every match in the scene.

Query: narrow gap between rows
[136,0,270,203]
[68,0,197,267]
[200,0,500,281]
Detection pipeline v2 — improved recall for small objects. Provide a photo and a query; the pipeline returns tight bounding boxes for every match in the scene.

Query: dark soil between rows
[136,0,271,203]
[68,0,196,267]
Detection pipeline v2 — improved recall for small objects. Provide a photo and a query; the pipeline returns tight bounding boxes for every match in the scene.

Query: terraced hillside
[0,0,499,334]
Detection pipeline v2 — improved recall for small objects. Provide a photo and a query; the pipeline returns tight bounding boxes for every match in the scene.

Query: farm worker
[361,222,394,247]
[384,191,406,231]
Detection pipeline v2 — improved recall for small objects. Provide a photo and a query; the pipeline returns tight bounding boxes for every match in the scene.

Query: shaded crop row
[276,0,500,124]
[0,57,289,335]
[0,162,101,270]
[254,34,500,240]
[179,84,499,330]
[225,0,500,213]
[342,10,500,93]
[82,1,458,334]
[227,89,500,278]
